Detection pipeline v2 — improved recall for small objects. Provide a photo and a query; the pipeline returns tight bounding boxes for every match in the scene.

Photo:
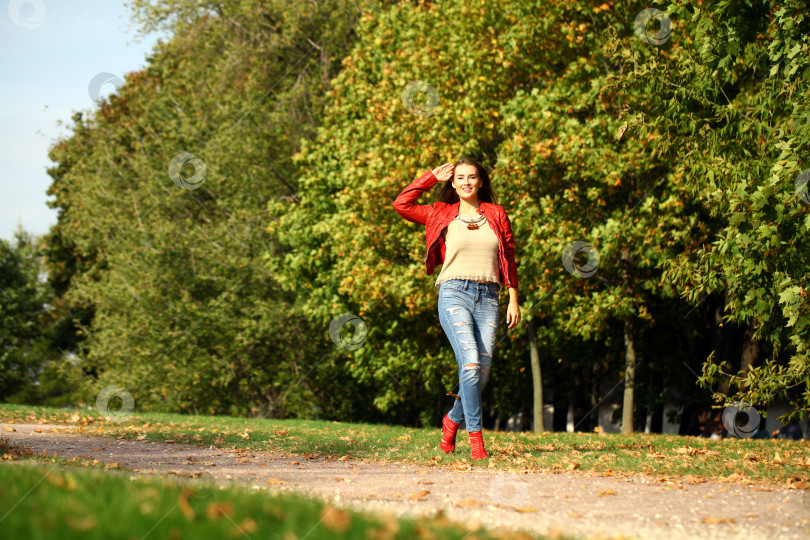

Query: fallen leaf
[32,427,42,433]
[168,470,202,478]
[3,426,15,432]
[682,475,707,485]
[178,488,195,520]
[267,478,286,485]
[702,517,735,524]
[320,503,351,532]
[408,490,430,501]
[45,471,66,487]
[233,517,258,535]
[516,507,537,513]
[454,498,481,507]
[66,515,97,531]
[206,501,234,520]
[598,490,616,496]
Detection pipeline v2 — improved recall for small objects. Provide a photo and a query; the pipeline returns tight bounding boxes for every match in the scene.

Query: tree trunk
[566,402,575,432]
[715,296,732,395]
[739,318,760,393]
[527,317,544,432]
[621,315,637,434]
[620,248,636,435]
[590,360,602,431]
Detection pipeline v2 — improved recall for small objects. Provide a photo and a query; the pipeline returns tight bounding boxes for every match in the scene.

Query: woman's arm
[500,209,521,329]
[392,163,453,225]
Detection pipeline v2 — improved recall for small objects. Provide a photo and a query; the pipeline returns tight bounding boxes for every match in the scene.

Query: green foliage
[41,0,383,418]
[265,0,612,419]
[0,228,71,403]
[661,0,810,421]
[27,0,808,428]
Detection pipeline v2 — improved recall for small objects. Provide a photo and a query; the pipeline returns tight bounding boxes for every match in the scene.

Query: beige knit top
[434,216,500,289]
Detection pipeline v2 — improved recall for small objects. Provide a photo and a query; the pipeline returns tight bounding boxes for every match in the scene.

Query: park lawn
[1,403,808,489]
[0,440,556,540]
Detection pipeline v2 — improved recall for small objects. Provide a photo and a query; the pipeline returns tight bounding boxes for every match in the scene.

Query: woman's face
[452,164,482,203]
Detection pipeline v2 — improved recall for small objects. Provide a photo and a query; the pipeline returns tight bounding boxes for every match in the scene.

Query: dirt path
[2,423,809,540]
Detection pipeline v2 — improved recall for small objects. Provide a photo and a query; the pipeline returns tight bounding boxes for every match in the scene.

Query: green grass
[2,403,808,488]
[0,454,563,539]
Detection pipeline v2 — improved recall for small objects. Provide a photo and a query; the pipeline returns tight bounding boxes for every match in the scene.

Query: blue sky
[0,0,165,242]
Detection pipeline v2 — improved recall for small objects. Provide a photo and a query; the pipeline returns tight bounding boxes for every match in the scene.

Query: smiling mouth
[462,188,473,192]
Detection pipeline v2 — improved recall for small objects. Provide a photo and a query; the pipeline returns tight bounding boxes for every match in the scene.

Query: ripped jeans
[438,278,500,433]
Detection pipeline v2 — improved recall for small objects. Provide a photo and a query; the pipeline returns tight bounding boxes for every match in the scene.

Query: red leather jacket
[392,170,519,291]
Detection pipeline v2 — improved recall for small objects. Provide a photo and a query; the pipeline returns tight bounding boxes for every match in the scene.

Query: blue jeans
[438,279,500,432]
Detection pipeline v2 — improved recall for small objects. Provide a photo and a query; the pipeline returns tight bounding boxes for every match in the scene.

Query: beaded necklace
[454,212,487,230]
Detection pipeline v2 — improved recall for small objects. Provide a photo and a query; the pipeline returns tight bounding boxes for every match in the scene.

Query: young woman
[392,158,520,460]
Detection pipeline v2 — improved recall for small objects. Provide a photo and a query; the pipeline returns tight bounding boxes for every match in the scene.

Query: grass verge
[0,448,562,540]
[1,403,808,488]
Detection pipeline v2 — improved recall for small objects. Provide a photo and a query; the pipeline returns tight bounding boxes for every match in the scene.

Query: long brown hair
[436,157,498,205]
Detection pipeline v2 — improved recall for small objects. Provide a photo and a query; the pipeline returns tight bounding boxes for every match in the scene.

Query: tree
[42,0,382,418]
[661,0,810,422]
[264,0,613,425]
[0,226,68,403]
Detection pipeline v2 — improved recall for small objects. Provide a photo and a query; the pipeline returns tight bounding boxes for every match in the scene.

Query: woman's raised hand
[432,162,454,182]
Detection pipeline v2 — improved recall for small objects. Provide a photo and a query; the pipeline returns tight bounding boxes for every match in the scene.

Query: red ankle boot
[469,430,488,460]
[439,414,460,453]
